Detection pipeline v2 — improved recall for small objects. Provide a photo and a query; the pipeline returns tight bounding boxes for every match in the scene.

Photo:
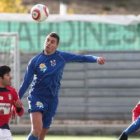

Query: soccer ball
[31,4,49,22]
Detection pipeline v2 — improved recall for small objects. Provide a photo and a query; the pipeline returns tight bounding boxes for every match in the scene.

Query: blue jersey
[19,50,98,99]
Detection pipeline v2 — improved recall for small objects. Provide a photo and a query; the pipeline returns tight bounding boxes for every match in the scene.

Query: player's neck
[0,83,5,88]
[44,50,56,55]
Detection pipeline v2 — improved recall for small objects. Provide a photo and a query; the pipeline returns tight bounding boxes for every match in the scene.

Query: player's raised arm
[19,58,36,99]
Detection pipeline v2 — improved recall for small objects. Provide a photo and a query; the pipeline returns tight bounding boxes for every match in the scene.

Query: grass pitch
[13,135,140,140]
[13,135,115,140]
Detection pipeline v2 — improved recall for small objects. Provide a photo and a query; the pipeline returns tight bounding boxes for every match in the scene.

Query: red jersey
[0,86,24,127]
[132,103,140,121]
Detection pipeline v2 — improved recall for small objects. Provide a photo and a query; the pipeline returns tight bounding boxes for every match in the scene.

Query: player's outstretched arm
[61,51,105,64]
[19,58,36,99]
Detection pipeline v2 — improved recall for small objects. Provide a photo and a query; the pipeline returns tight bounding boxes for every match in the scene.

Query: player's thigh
[42,112,54,129]
[30,112,43,129]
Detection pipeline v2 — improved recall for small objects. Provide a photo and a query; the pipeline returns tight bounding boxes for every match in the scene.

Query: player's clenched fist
[97,57,105,65]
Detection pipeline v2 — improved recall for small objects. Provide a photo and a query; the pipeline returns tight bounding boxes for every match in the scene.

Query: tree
[0,0,28,13]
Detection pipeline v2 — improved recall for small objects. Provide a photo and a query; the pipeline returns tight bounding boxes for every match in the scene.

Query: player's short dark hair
[0,65,11,78]
[49,32,60,44]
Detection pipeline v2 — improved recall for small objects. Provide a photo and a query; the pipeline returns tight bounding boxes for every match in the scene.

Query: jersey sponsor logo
[39,63,47,72]
[8,94,12,100]
[0,103,10,115]
[50,59,56,66]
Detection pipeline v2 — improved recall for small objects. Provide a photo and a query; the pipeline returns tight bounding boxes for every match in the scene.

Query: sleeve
[12,105,24,117]
[11,87,24,117]
[18,57,36,99]
[61,51,98,63]
[15,107,24,116]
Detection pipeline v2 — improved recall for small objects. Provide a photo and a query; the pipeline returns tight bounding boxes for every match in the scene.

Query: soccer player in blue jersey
[118,102,140,140]
[19,32,105,140]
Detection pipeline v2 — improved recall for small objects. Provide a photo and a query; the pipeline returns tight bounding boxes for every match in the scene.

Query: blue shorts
[27,95,58,128]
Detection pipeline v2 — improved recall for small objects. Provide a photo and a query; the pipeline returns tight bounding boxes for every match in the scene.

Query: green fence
[0,20,140,52]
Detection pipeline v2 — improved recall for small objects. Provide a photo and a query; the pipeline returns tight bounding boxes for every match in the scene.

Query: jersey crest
[39,63,47,72]
[50,59,56,66]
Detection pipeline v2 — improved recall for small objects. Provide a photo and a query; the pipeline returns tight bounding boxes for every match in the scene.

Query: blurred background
[0,0,140,137]
[1,0,140,14]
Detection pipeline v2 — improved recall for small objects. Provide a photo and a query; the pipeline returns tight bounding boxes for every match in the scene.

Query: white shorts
[0,129,13,140]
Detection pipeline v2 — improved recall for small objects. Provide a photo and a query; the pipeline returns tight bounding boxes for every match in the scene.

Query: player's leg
[118,103,140,140]
[27,95,46,140]
[118,132,128,140]
[27,112,43,140]
[38,112,54,140]
[118,117,140,140]
[38,97,58,140]
[38,128,49,140]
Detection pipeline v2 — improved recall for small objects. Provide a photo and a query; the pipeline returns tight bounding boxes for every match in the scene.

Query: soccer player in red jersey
[0,65,24,140]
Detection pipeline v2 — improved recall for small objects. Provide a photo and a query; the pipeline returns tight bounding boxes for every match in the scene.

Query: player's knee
[32,127,42,136]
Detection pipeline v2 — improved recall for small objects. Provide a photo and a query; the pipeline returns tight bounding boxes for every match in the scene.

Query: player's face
[44,35,58,55]
[0,72,12,87]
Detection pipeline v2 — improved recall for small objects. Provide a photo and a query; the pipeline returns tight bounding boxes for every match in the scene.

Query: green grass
[13,135,115,140]
[13,135,140,140]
